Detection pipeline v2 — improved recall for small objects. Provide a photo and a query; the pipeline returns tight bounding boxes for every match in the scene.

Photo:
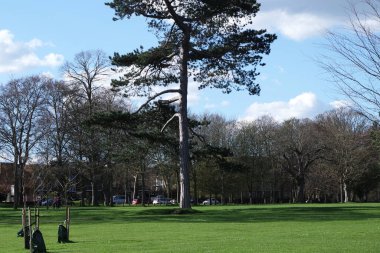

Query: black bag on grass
[31,229,46,253]
[17,227,25,237]
[58,224,68,243]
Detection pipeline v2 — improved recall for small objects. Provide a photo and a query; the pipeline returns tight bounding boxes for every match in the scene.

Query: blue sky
[0,0,354,121]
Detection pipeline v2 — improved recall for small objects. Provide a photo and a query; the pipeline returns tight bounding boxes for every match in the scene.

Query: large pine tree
[106,0,276,208]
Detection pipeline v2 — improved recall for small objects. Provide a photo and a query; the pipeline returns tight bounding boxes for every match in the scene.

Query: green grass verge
[1,203,380,252]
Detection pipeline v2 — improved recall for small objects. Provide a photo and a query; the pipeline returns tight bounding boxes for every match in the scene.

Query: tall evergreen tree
[106,0,276,208]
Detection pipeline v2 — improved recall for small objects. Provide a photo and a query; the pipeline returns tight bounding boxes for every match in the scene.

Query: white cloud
[25,38,44,49]
[0,29,64,73]
[360,18,380,33]
[240,92,327,122]
[253,10,340,41]
[187,79,201,105]
[329,100,351,109]
[41,72,55,79]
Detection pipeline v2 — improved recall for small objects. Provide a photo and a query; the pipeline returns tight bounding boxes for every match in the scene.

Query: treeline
[1,52,380,207]
[192,112,380,204]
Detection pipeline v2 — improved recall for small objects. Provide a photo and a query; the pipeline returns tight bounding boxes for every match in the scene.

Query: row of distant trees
[192,111,380,204]
[0,51,379,208]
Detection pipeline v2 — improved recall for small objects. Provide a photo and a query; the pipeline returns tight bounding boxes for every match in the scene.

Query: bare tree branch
[135,89,181,114]
[320,0,380,121]
[161,113,180,132]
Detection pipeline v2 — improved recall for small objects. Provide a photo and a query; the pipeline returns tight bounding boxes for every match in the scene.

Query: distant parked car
[112,195,126,204]
[153,197,171,205]
[41,198,53,206]
[132,198,141,205]
[202,198,219,205]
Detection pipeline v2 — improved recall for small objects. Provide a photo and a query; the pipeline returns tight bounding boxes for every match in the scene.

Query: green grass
[1,203,380,252]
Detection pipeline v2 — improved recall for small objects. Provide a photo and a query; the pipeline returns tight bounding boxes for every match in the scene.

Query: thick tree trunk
[178,101,191,208]
[296,177,305,203]
[178,32,191,209]
[13,160,24,209]
[249,192,253,205]
[103,183,111,206]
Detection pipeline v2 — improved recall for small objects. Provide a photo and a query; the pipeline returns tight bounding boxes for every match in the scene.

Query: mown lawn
[0,203,380,253]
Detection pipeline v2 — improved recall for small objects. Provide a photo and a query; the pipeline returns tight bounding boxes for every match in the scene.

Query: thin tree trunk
[343,182,349,203]
[221,172,225,205]
[13,149,22,209]
[13,163,20,209]
[79,174,85,207]
[192,169,198,205]
[141,171,145,206]
[91,181,95,206]
[132,175,138,200]
[124,169,129,205]
[176,170,180,204]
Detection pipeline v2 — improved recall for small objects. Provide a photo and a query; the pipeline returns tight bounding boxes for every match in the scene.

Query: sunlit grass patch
[0,203,379,253]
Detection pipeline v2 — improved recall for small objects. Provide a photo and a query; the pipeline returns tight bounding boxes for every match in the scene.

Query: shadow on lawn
[2,204,380,225]
[69,204,380,224]
[194,205,380,223]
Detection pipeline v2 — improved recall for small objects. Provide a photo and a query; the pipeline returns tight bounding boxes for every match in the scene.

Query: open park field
[1,203,380,253]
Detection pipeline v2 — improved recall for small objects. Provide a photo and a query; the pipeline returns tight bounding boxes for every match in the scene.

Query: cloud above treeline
[239,92,346,122]
[0,29,64,74]
[253,10,341,41]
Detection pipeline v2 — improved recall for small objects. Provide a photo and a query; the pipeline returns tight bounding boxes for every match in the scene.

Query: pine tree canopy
[106,0,276,96]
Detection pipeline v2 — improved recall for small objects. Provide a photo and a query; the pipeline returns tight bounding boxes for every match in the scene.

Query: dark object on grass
[31,229,47,253]
[17,228,24,237]
[58,224,69,243]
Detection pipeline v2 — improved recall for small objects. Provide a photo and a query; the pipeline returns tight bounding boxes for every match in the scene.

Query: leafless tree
[193,114,237,204]
[316,108,371,202]
[62,50,111,206]
[0,76,49,208]
[233,116,281,204]
[62,50,110,115]
[279,118,325,203]
[321,0,380,121]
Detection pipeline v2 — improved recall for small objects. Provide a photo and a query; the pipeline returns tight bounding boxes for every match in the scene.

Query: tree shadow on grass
[46,205,380,224]
[2,204,380,225]
[113,204,380,224]
[190,205,380,223]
